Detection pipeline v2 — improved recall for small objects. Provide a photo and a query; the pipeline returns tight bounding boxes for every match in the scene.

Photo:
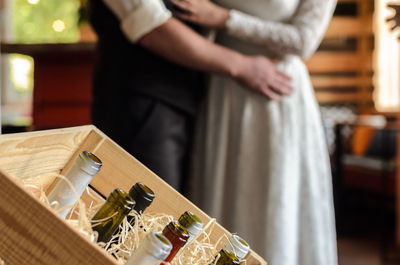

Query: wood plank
[0,168,117,265]
[315,91,367,103]
[325,17,373,38]
[311,76,371,88]
[0,126,93,182]
[306,52,373,73]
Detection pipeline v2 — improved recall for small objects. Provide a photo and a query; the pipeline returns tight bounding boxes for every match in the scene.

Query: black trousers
[92,95,195,192]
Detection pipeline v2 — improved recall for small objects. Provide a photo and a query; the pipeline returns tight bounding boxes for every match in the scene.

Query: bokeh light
[52,19,66,32]
[27,0,40,5]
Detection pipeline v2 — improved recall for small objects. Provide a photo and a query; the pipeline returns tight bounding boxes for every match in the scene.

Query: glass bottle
[212,249,240,265]
[47,150,102,218]
[128,182,155,225]
[91,188,135,243]
[223,235,250,260]
[126,232,172,265]
[161,221,190,263]
[178,211,204,240]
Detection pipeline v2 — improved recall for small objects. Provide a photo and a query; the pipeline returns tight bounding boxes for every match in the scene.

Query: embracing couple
[89,0,338,264]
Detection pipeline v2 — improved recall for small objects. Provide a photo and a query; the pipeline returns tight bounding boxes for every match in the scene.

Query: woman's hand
[235,55,293,101]
[171,0,230,29]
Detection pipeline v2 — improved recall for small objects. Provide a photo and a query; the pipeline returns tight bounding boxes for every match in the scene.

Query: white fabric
[189,0,338,265]
[103,0,171,42]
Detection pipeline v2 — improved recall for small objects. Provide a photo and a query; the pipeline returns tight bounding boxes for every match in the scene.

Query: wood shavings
[14,174,247,265]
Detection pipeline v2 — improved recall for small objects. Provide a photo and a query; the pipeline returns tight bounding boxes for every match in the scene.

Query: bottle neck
[216,249,240,265]
[129,183,155,213]
[163,221,189,242]
[178,211,203,238]
[107,189,135,215]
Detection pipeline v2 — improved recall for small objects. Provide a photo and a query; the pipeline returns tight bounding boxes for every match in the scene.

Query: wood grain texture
[306,52,372,73]
[0,169,117,265]
[0,126,92,181]
[325,17,372,38]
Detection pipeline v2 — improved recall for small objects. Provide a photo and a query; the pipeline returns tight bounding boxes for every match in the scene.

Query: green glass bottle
[91,188,135,243]
[223,235,250,260]
[212,249,240,265]
[178,211,203,240]
[128,182,155,225]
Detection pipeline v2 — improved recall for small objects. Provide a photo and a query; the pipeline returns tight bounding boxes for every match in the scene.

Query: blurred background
[1,0,400,264]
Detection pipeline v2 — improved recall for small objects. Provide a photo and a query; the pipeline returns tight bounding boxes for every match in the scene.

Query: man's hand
[387,4,400,33]
[171,0,229,29]
[235,56,292,101]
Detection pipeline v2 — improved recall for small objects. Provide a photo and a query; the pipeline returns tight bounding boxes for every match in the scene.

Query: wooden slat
[0,126,92,183]
[306,52,372,73]
[325,17,372,38]
[315,91,368,103]
[311,76,371,88]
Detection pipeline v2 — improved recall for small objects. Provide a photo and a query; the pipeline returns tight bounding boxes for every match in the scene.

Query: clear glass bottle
[91,188,135,243]
[178,211,203,240]
[47,151,102,218]
[223,235,250,260]
[128,182,155,225]
[161,221,190,263]
[126,232,172,265]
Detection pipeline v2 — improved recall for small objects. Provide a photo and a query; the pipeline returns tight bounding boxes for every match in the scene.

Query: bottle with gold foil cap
[213,249,240,265]
[126,232,172,265]
[162,221,190,263]
[48,151,102,218]
[91,188,135,243]
[178,211,204,240]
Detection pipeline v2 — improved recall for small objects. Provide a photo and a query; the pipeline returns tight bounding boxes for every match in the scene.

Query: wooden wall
[306,0,374,113]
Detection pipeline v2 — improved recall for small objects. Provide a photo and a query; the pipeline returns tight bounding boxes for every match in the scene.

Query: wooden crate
[0,125,266,265]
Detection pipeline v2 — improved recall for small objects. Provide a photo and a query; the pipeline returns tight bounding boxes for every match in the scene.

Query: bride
[173,0,338,264]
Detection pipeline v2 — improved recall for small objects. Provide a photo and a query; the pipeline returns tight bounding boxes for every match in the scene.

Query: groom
[89,0,292,192]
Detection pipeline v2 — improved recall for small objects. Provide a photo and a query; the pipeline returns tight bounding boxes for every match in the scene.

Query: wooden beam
[325,17,373,38]
[306,52,373,73]
[315,91,370,103]
[311,76,371,88]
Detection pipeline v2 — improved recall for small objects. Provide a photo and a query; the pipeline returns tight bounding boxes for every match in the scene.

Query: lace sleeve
[226,0,337,59]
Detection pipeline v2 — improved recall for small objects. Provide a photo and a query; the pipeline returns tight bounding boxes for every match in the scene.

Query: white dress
[189,0,338,264]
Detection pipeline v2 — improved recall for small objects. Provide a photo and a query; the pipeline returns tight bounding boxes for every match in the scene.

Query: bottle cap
[223,235,250,260]
[78,151,102,176]
[129,182,155,213]
[178,211,204,238]
[144,232,173,260]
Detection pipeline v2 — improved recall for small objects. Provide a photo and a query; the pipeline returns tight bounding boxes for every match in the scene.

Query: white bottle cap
[223,235,250,260]
[178,211,204,238]
[144,232,172,260]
